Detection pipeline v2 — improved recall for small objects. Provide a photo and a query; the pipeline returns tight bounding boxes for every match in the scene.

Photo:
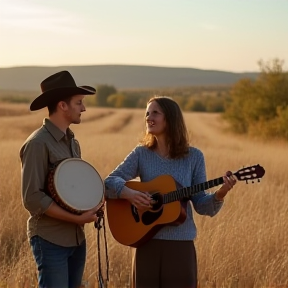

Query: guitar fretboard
[163,177,224,204]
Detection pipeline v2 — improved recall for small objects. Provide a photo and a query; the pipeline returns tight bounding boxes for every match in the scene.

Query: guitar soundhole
[141,193,164,225]
[150,193,163,210]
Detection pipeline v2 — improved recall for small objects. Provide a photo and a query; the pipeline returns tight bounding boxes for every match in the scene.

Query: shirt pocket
[47,142,72,165]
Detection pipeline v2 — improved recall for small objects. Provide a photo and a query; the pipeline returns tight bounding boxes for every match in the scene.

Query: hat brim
[30,86,96,111]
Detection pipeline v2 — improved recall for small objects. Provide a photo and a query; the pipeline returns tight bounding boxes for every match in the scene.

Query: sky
[0,0,287,72]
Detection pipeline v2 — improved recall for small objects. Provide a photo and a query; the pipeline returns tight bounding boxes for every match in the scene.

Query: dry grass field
[0,102,287,288]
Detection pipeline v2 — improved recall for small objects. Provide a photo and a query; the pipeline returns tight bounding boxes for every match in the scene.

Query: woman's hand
[215,171,237,201]
[120,186,152,211]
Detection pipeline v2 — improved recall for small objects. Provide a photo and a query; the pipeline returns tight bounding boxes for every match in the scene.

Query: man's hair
[140,96,189,159]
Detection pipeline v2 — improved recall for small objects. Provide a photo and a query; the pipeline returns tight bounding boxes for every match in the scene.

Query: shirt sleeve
[104,147,140,198]
[20,139,53,216]
[190,150,224,217]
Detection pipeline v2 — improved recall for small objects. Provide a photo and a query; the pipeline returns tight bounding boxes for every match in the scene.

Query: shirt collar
[43,118,74,142]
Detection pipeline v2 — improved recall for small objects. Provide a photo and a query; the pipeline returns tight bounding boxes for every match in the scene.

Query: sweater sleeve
[104,147,140,198]
[190,150,224,217]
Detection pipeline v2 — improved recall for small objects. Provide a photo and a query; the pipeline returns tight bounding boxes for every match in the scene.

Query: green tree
[107,93,125,108]
[224,58,288,139]
[95,85,117,107]
[206,96,225,113]
[184,97,206,112]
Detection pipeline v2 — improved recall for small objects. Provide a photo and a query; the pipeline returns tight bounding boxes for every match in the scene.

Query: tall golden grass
[0,102,287,288]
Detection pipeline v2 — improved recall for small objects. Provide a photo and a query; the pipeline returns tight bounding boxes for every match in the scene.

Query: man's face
[63,94,86,124]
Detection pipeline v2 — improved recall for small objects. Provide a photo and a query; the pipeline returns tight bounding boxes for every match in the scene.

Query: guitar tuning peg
[246,179,248,184]
[258,179,260,182]
[252,180,254,184]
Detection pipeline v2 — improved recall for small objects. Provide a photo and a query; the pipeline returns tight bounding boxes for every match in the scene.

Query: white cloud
[0,0,83,34]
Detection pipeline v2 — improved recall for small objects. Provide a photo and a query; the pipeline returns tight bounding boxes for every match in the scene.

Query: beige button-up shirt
[20,118,85,247]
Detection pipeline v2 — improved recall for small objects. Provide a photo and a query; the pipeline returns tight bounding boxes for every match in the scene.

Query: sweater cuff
[213,192,224,202]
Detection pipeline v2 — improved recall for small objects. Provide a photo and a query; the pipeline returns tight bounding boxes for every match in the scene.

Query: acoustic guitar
[106,164,265,248]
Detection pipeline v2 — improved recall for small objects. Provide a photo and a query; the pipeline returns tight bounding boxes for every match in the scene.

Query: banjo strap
[95,210,109,288]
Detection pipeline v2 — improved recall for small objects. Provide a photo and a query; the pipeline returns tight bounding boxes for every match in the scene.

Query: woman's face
[145,100,167,137]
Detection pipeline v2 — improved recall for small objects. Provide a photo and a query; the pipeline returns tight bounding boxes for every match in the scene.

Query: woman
[104,96,236,288]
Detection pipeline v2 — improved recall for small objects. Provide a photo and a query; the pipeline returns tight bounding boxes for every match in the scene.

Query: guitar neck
[163,176,224,204]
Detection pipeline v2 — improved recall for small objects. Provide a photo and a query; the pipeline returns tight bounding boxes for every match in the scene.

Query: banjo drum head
[54,158,104,212]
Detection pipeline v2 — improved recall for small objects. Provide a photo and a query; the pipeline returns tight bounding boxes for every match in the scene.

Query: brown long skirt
[131,239,197,288]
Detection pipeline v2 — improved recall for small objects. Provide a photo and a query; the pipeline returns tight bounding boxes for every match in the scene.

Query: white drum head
[54,158,103,211]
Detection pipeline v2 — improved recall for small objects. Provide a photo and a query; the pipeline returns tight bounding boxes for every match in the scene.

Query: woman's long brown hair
[140,96,189,159]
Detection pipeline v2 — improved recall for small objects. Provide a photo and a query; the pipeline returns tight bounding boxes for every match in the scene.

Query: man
[20,71,99,288]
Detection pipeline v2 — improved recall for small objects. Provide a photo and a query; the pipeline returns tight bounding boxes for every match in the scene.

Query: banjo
[46,158,104,214]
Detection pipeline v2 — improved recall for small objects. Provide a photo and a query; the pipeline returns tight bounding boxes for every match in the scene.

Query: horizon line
[0,63,258,74]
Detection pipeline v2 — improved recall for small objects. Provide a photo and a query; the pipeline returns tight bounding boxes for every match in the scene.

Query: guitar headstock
[234,164,265,183]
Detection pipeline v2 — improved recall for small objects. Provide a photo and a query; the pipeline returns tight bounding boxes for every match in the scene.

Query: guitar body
[106,175,187,248]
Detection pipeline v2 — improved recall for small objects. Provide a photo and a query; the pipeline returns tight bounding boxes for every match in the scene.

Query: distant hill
[0,65,259,91]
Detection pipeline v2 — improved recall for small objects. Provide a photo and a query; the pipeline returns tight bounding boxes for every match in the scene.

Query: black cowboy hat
[30,70,96,111]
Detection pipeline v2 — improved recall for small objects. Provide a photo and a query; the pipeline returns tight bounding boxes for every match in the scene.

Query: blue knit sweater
[104,145,223,241]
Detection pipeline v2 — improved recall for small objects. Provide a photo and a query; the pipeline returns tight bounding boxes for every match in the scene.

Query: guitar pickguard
[131,205,140,222]
[142,208,163,225]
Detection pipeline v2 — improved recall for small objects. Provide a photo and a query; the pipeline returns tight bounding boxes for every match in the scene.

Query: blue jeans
[30,236,86,288]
